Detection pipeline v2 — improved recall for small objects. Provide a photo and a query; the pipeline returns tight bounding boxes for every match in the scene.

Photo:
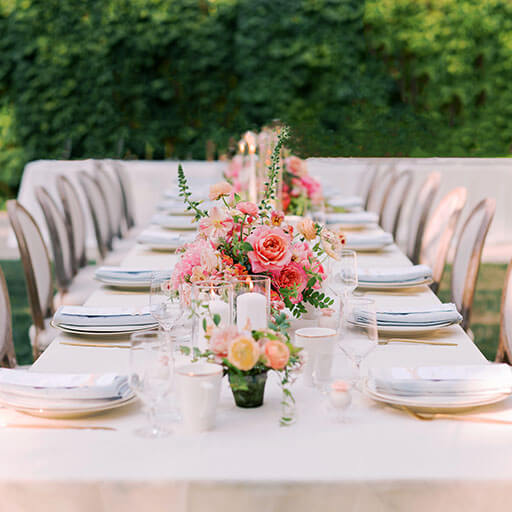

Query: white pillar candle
[236,292,266,330]
[209,298,230,326]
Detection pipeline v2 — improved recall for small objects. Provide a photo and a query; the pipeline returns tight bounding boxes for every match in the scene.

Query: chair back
[112,161,136,229]
[96,163,123,238]
[380,170,413,238]
[79,172,111,259]
[35,186,73,292]
[56,175,87,273]
[366,167,397,214]
[0,266,16,368]
[419,187,467,293]
[7,200,54,332]
[359,166,377,209]
[406,172,441,264]
[451,198,496,331]
[496,259,512,363]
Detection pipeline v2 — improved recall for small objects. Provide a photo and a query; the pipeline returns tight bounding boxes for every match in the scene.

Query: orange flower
[228,335,261,371]
[263,338,290,370]
[297,218,317,241]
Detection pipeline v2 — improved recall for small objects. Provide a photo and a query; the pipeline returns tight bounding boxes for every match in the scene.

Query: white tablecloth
[2,219,510,512]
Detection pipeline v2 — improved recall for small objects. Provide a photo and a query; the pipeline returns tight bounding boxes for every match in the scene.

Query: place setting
[136,228,195,251]
[94,267,173,290]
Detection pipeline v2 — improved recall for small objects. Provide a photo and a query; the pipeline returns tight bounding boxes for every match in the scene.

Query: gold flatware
[378,338,457,346]
[1,423,116,431]
[61,342,131,349]
[403,408,512,426]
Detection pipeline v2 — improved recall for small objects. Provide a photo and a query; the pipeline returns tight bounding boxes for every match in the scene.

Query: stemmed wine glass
[337,297,378,391]
[129,331,174,438]
[330,249,358,300]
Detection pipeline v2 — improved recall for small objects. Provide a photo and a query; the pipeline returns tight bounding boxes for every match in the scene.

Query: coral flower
[237,201,259,217]
[272,262,308,304]
[246,225,292,273]
[263,338,290,370]
[297,217,317,241]
[209,181,232,201]
[271,210,284,226]
[228,335,261,371]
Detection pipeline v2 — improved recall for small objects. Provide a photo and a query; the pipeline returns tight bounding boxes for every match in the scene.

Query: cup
[294,327,337,387]
[175,362,223,432]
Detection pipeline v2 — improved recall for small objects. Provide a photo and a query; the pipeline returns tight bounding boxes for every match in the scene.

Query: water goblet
[330,249,358,300]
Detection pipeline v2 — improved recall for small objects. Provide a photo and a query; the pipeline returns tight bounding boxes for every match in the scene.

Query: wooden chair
[56,175,87,273]
[380,170,413,239]
[0,266,16,368]
[366,166,397,215]
[359,166,377,210]
[95,163,124,239]
[111,161,136,229]
[419,187,467,294]
[35,186,74,294]
[451,198,496,333]
[495,260,512,364]
[406,172,441,264]
[7,200,57,360]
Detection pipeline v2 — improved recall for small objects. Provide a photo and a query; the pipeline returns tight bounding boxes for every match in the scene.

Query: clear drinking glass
[150,271,183,347]
[330,249,358,299]
[129,331,174,438]
[337,297,378,390]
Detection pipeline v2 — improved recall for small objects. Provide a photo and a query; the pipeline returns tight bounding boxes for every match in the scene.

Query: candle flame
[238,140,246,153]
[246,276,254,291]
[248,142,256,154]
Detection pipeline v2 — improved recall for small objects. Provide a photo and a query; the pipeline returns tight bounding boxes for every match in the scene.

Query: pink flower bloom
[246,225,292,273]
[285,156,307,177]
[209,181,232,201]
[199,206,234,242]
[270,290,285,311]
[300,175,322,202]
[263,338,290,370]
[209,325,239,358]
[271,210,284,226]
[171,239,218,289]
[225,156,243,179]
[272,261,308,304]
[237,201,259,217]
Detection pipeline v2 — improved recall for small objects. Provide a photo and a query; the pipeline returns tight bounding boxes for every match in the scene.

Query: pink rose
[300,175,322,201]
[285,156,307,177]
[272,262,307,304]
[237,201,259,217]
[263,338,290,370]
[209,325,239,358]
[246,226,292,273]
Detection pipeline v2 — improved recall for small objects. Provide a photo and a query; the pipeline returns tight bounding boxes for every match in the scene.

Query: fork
[403,408,512,425]
[378,338,457,346]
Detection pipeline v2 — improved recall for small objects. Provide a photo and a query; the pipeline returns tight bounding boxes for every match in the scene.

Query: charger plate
[51,321,158,337]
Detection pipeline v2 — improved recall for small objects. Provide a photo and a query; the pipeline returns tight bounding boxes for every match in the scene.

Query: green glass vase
[228,371,268,408]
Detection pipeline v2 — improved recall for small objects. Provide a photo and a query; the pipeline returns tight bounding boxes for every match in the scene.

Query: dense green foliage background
[0,0,511,199]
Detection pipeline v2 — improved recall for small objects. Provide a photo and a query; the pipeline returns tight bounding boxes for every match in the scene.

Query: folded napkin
[0,369,130,400]
[150,214,196,229]
[137,229,194,246]
[156,200,214,213]
[345,232,394,248]
[363,303,462,326]
[369,365,512,397]
[53,306,156,328]
[358,265,433,284]
[95,267,172,282]
[329,195,364,210]
[325,211,378,225]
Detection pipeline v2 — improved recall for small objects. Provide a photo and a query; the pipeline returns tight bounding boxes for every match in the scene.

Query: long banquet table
[3,221,512,512]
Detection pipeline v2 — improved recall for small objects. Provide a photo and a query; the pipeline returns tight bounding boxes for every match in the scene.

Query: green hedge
[0,0,511,200]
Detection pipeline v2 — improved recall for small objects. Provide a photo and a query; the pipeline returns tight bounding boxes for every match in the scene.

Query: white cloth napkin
[0,369,130,400]
[369,365,512,397]
[358,265,433,284]
[329,195,364,210]
[150,214,196,229]
[137,229,193,246]
[345,232,394,248]
[95,267,172,282]
[325,211,378,225]
[372,304,462,326]
[53,306,156,327]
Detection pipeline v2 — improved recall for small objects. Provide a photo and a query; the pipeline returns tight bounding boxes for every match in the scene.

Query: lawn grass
[0,260,507,366]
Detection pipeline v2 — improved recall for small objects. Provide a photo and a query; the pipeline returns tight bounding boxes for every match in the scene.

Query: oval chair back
[380,170,413,239]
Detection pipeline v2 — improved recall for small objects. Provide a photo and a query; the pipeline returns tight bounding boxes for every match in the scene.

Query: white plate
[0,392,137,419]
[138,242,183,252]
[152,215,197,230]
[345,243,394,252]
[94,277,151,290]
[357,278,433,290]
[363,381,511,413]
[51,321,158,337]
[376,321,459,335]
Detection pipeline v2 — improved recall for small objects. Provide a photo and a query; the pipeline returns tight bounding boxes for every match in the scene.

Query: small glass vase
[228,371,268,408]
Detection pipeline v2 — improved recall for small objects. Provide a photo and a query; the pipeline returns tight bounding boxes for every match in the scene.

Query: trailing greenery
[1,0,512,201]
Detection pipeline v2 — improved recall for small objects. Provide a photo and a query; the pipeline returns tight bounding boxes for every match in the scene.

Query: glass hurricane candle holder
[191,281,234,350]
[233,275,271,331]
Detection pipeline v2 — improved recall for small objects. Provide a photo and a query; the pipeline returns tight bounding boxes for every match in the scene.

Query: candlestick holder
[232,275,271,331]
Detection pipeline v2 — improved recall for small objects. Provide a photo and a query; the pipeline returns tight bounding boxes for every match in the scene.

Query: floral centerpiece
[172,127,342,318]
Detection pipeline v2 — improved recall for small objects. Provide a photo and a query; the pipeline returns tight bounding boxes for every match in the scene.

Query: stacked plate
[137,229,195,251]
[52,306,158,336]
[344,232,394,252]
[365,364,512,412]
[325,211,378,229]
[94,267,172,290]
[150,214,197,230]
[328,195,364,212]
[0,369,135,418]
[357,265,433,289]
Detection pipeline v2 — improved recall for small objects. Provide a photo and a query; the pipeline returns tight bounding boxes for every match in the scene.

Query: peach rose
[228,334,261,371]
[272,262,308,304]
[297,217,317,241]
[209,326,239,358]
[263,338,290,370]
[237,201,259,217]
[246,226,292,273]
[209,181,232,201]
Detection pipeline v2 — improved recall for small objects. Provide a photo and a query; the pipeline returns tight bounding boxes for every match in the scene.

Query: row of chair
[362,166,496,335]
[5,162,136,362]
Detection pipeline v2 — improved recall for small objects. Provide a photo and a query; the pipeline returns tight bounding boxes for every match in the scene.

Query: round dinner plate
[94,277,151,290]
[375,321,459,335]
[0,392,137,419]
[357,278,433,290]
[51,321,158,337]
[138,242,183,252]
[363,381,511,413]
[345,243,394,252]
